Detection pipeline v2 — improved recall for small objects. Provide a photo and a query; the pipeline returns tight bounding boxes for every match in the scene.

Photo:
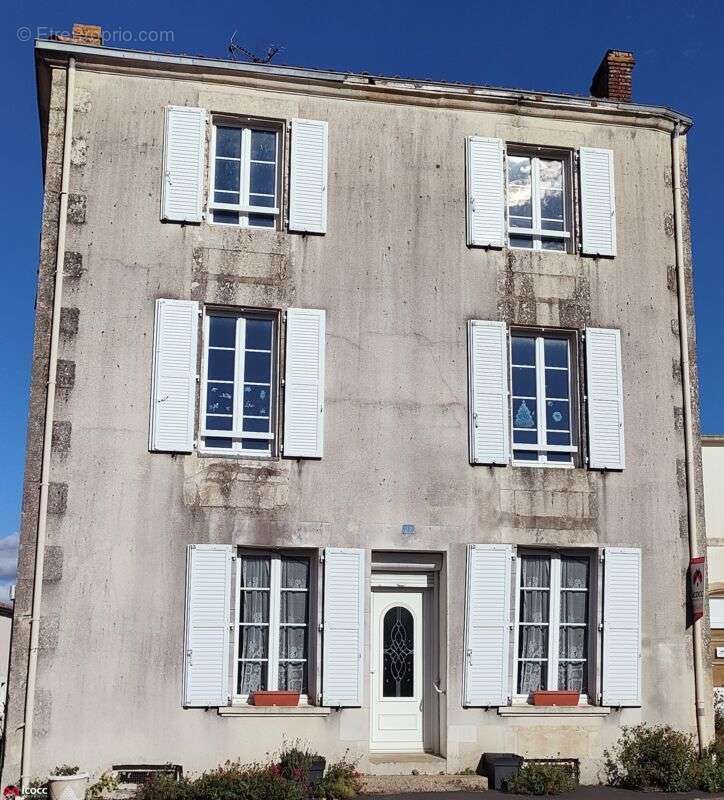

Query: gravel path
[361,774,488,794]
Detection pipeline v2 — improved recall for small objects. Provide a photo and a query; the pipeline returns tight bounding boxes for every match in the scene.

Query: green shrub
[278,741,323,788]
[87,772,120,800]
[318,753,362,799]
[695,749,724,794]
[51,766,80,777]
[604,724,697,791]
[504,763,577,795]
[135,774,193,800]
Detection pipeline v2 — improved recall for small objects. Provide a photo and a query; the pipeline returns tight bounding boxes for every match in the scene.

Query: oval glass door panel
[383,606,414,697]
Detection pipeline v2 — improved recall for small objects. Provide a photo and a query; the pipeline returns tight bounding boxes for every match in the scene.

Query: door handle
[433,681,446,695]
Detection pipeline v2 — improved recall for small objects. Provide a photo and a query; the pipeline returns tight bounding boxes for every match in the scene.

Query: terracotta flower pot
[250,690,300,706]
[531,690,580,706]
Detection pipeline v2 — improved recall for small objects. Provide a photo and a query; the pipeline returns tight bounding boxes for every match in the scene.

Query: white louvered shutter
[289,119,328,233]
[580,147,616,257]
[602,547,642,707]
[585,327,625,470]
[183,544,232,707]
[464,544,512,706]
[161,106,206,223]
[466,136,505,248]
[283,308,326,458]
[468,320,510,465]
[149,299,199,453]
[322,547,365,707]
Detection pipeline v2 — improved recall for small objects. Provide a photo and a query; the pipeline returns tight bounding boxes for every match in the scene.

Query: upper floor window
[510,331,578,467]
[507,150,573,252]
[209,121,281,229]
[200,309,277,456]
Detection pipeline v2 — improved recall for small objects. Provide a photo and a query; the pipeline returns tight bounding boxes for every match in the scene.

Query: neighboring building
[1,27,710,785]
[703,436,724,687]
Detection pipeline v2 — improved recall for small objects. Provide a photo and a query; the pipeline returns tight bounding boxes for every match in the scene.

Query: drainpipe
[20,56,76,788]
[671,121,706,755]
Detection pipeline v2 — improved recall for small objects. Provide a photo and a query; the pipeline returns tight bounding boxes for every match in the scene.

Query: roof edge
[34,39,693,132]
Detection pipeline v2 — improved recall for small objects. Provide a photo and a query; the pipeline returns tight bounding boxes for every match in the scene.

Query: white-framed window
[235,552,311,700]
[514,551,591,700]
[507,149,573,252]
[510,330,578,467]
[209,120,281,229]
[200,308,277,456]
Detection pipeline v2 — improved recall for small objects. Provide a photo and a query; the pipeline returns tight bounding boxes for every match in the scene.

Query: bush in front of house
[317,753,362,799]
[503,763,577,795]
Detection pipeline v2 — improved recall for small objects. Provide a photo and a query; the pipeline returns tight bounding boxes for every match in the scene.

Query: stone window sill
[498,705,611,717]
[218,705,331,718]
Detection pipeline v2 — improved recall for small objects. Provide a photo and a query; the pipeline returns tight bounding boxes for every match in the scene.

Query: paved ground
[363,789,724,799]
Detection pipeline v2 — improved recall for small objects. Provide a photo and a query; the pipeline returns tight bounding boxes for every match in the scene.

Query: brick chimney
[590,50,635,103]
[51,23,103,46]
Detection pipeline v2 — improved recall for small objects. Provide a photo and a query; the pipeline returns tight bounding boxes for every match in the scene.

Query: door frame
[369,571,440,754]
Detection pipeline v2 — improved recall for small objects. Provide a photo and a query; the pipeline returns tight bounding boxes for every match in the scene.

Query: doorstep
[366,753,447,776]
[218,705,331,717]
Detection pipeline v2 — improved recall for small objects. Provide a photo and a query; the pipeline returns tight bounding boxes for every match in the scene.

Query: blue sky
[1,0,722,594]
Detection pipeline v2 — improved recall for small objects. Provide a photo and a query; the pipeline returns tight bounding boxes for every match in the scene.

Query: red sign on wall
[690,556,706,622]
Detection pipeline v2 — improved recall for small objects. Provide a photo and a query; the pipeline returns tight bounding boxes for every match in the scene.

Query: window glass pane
[546,400,569,431]
[518,625,548,658]
[512,337,536,366]
[282,558,309,589]
[521,555,551,587]
[541,237,566,251]
[520,591,549,623]
[240,591,269,623]
[212,209,240,225]
[209,316,237,348]
[246,319,273,351]
[250,130,277,161]
[559,627,587,660]
[547,431,571,446]
[239,626,268,660]
[509,234,534,249]
[513,429,537,445]
[249,194,276,208]
[243,417,270,433]
[205,437,230,449]
[513,398,536,430]
[242,439,270,451]
[249,162,276,196]
[243,385,271,417]
[206,383,233,414]
[280,591,308,625]
[216,126,242,158]
[213,190,241,206]
[206,416,232,431]
[208,349,235,381]
[244,352,272,384]
[547,452,572,463]
[539,159,563,189]
[514,450,539,461]
[278,661,306,693]
[241,556,270,588]
[544,339,568,368]
[279,627,307,660]
[215,158,241,192]
[507,156,532,220]
[512,366,536,398]
[545,368,569,400]
[248,214,275,228]
[541,189,563,222]
[238,661,266,694]
[558,662,586,693]
[383,606,415,698]
[560,592,588,624]
[561,557,589,589]
[518,661,546,694]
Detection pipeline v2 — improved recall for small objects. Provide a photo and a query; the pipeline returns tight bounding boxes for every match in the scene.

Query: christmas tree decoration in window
[515,400,535,429]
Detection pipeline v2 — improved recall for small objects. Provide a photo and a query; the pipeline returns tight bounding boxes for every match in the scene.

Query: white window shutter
[149,299,199,453]
[289,119,328,233]
[468,320,510,465]
[322,547,365,707]
[464,544,512,706]
[161,106,206,223]
[466,136,505,248]
[183,544,232,707]
[602,547,642,707]
[580,147,616,257]
[283,308,326,458]
[585,327,625,470]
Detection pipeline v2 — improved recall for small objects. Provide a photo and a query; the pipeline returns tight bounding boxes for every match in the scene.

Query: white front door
[371,590,424,752]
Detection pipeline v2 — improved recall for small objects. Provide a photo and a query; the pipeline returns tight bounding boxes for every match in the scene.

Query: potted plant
[48,766,89,800]
[250,690,300,706]
[531,690,580,706]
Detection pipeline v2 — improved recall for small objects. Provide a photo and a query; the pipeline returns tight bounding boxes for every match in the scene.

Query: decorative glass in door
[383,606,414,697]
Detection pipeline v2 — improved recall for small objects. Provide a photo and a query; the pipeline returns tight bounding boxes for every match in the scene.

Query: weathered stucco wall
[2,59,709,783]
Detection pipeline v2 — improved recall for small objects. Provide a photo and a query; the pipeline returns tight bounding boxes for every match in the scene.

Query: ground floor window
[515,551,590,697]
[236,553,310,698]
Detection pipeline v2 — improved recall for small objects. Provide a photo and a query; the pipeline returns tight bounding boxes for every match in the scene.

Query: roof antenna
[228,31,281,64]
